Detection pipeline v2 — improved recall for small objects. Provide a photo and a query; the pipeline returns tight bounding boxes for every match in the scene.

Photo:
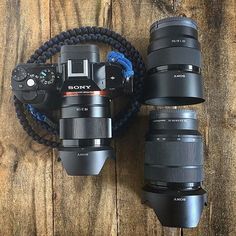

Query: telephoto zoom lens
[144,17,204,105]
[143,109,207,228]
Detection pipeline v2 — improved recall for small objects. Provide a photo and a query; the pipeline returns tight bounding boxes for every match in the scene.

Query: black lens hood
[59,146,114,175]
[144,71,204,106]
[142,185,207,228]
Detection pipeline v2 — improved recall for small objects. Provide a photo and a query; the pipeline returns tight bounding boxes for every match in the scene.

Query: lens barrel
[59,95,114,175]
[144,17,204,105]
[143,109,206,228]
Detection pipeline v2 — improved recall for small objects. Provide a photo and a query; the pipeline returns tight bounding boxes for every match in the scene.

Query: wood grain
[0,0,53,235]
[0,0,236,235]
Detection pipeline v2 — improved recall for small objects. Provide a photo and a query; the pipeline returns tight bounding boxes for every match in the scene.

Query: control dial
[39,69,55,85]
[12,67,27,81]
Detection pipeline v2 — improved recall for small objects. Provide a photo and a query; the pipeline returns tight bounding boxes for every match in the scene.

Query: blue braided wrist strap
[107,51,134,78]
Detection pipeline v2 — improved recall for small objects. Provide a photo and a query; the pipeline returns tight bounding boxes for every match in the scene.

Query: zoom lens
[143,109,206,228]
[59,94,114,176]
[144,17,204,105]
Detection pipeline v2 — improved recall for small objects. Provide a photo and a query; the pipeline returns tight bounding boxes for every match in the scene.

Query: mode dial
[39,69,56,85]
[12,67,27,82]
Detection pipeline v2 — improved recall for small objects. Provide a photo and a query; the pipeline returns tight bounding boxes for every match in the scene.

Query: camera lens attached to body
[58,45,121,175]
[143,109,206,228]
[59,94,114,176]
[144,17,204,106]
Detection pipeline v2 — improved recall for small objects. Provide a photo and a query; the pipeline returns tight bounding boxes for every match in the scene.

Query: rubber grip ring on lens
[145,141,203,166]
[60,117,112,139]
[147,47,201,70]
[150,109,197,120]
[144,165,204,183]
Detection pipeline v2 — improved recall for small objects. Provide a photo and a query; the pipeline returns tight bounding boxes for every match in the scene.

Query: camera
[12,44,132,176]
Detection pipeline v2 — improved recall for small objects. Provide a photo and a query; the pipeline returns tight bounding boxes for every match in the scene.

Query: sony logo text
[68,85,91,90]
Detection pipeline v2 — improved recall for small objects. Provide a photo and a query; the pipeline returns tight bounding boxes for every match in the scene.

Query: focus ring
[147,47,201,70]
[144,165,204,183]
[60,117,112,139]
[145,141,203,166]
[150,109,197,120]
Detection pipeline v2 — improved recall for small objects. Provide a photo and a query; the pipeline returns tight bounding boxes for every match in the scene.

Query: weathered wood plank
[0,0,53,235]
[172,1,236,236]
[112,1,181,235]
[0,0,235,235]
[50,1,117,235]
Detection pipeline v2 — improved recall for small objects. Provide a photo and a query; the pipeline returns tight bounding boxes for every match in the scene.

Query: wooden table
[0,1,235,235]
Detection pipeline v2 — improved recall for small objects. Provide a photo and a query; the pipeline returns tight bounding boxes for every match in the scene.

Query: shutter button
[27,79,35,87]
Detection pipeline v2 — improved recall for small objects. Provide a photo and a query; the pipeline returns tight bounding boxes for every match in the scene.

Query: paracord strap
[14,26,146,147]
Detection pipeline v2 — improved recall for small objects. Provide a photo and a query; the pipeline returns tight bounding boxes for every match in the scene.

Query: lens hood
[142,186,207,228]
[144,71,204,106]
[59,146,114,175]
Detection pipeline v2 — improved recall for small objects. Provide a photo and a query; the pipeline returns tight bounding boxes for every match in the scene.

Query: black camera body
[12,44,132,175]
[11,63,60,109]
[12,45,129,109]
